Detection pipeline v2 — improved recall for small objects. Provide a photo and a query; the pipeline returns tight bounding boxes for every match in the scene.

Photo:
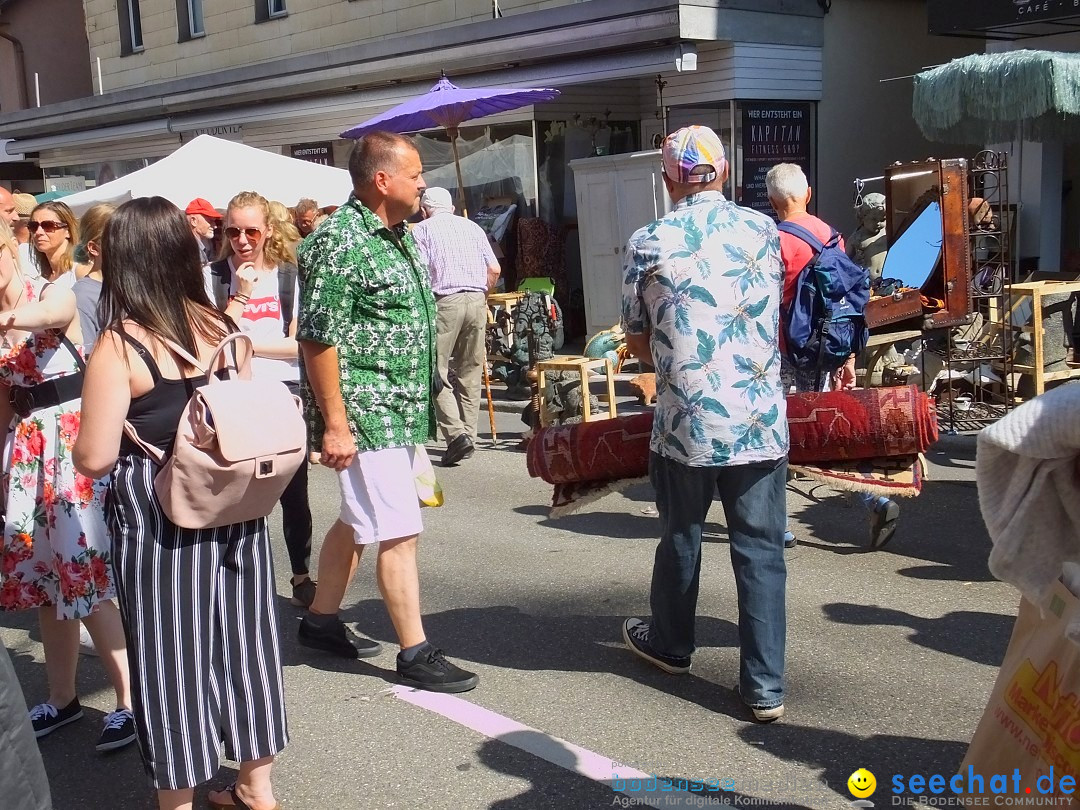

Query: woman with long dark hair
[73,197,287,810]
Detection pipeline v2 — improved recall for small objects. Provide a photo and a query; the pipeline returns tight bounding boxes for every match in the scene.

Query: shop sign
[289,141,334,166]
[45,176,86,194]
[739,101,812,218]
[179,124,244,143]
[929,0,1080,33]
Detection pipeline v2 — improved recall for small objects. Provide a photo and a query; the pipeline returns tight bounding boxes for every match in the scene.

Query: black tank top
[117,332,210,455]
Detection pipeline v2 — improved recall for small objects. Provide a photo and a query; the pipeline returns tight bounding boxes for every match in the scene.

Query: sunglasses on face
[225,226,263,241]
[28,221,68,234]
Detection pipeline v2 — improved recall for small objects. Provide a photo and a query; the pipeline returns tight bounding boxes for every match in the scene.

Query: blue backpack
[777,221,870,374]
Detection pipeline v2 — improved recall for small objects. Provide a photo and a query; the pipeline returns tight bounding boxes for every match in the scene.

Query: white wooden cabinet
[570,150,672,338]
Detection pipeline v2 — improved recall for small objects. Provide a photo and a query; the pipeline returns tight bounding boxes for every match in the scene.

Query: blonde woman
[29,201,81,287]
[72,203,116,353]
[0,215,135,752]
[268,200,300,267]
[208,192,314,608]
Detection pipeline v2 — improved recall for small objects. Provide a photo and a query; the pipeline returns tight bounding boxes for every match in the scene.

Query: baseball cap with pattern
[662,125,727,184]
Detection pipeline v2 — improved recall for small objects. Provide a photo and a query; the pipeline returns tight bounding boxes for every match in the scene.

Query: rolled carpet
[527,386,938,514]
[786,384,938,464]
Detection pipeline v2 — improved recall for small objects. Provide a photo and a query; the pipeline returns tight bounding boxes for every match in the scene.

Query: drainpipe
[0,29,29,109]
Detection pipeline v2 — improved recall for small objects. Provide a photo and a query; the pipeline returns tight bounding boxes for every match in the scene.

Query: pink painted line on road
[390,684,711,807]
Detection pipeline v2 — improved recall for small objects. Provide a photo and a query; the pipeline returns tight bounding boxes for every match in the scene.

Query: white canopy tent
[60,135,353,216]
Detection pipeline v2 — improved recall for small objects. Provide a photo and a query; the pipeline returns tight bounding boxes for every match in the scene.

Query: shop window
[118,0,144,55]
[255,0,287,22]
[177,0,205,42]
[536,117,640,225]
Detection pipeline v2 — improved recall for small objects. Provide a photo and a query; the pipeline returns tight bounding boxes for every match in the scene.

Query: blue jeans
[648,452,788,709]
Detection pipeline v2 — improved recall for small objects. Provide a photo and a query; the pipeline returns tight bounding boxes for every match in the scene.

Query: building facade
[929,0,1080,274]
[0,0,987,313]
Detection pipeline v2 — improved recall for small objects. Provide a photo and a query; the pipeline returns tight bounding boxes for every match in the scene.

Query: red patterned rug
[527,386,937,514]
[787,385,938,464]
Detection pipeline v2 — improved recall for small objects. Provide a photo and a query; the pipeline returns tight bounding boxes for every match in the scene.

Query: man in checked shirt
[411,186,502,467]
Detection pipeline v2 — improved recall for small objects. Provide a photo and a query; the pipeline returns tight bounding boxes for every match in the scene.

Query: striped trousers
[107,455,288,790]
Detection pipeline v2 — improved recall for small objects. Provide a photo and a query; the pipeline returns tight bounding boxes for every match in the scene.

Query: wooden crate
[1010,280,1080,397]
[535,356,617,427]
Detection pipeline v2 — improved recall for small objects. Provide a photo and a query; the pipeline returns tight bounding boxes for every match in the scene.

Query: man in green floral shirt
[296,131,478,693]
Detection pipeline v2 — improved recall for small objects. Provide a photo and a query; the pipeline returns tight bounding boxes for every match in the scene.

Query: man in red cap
[185,198,221,265]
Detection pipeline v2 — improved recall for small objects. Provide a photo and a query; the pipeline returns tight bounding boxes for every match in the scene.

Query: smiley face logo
[847,768,877,799]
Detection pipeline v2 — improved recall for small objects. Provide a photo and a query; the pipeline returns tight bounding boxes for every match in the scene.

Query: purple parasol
[340,74,559,210]
[341,75,560,138]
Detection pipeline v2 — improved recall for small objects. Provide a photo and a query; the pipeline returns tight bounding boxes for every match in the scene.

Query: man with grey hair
[411,186,501,466]
[766,162,900,550]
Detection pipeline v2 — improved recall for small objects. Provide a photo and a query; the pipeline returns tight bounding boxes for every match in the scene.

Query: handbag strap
[119,330,250,464]
[121,420,166,464]
[154,331,252,385]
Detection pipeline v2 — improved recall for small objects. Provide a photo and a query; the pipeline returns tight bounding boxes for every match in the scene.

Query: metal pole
[447,125,468,217]
[97,57,104,95]
[531,118,540,217]
[34,72,39,107]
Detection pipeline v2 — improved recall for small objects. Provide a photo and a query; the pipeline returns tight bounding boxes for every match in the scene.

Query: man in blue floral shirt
[620,126,789,722]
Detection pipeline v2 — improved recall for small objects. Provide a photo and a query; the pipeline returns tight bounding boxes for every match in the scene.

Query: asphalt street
[1,410,1016,810]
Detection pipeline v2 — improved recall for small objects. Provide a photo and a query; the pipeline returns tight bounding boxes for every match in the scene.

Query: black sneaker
[30,697,83,738]
[869,499,901,549]
[622,618,691,674]
[397,645,479,693]
[96,708,137,752]
[298,615,382,659]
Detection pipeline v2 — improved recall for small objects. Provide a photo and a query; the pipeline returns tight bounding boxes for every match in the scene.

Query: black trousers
[282,381,312,577]
[109,456,289,789]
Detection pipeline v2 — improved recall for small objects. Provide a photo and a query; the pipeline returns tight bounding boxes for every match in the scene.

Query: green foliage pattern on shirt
[297,197,437,452]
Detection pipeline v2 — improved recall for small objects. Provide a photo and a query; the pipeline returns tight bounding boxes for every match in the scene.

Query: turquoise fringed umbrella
[913,50,1080,143]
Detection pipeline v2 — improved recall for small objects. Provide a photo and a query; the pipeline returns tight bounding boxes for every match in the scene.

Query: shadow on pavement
[334,599,751,720]
[513,505,661,540]
[790,477,993,582]
[737,722,969,802]
[821,603,1014,667]
[478,729,816,809]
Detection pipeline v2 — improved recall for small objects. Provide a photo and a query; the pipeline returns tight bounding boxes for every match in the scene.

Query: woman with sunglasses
[211,191,314,609]
[0,215,136,753]
[29,202,81,288]
[73,197,287,810]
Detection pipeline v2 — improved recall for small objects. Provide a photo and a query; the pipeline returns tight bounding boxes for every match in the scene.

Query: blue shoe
[783,531,797,549]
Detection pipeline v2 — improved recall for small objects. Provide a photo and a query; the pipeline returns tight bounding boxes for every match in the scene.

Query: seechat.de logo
[849,768,877,808]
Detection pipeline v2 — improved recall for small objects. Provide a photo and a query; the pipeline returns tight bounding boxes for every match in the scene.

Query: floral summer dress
[0,277,112,619]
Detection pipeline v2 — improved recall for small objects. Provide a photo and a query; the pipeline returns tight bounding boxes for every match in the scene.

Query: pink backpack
[123,332,307,529]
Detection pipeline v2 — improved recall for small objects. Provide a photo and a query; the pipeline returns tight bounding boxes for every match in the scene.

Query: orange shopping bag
[960,578,1080,806]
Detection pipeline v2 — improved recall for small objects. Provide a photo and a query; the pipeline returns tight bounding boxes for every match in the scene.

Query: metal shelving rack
[932,150,1014,433]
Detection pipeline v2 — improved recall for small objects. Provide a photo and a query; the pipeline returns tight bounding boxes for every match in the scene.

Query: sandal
[207,784,281,810]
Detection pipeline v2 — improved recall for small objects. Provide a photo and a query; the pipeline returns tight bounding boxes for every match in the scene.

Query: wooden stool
[535,356,617,427]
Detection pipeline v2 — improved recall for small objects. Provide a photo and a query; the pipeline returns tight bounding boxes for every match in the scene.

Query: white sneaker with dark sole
[751,704,785,722]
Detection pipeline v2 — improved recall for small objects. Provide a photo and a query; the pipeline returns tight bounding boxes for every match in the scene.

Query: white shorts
[338,445,425,545]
